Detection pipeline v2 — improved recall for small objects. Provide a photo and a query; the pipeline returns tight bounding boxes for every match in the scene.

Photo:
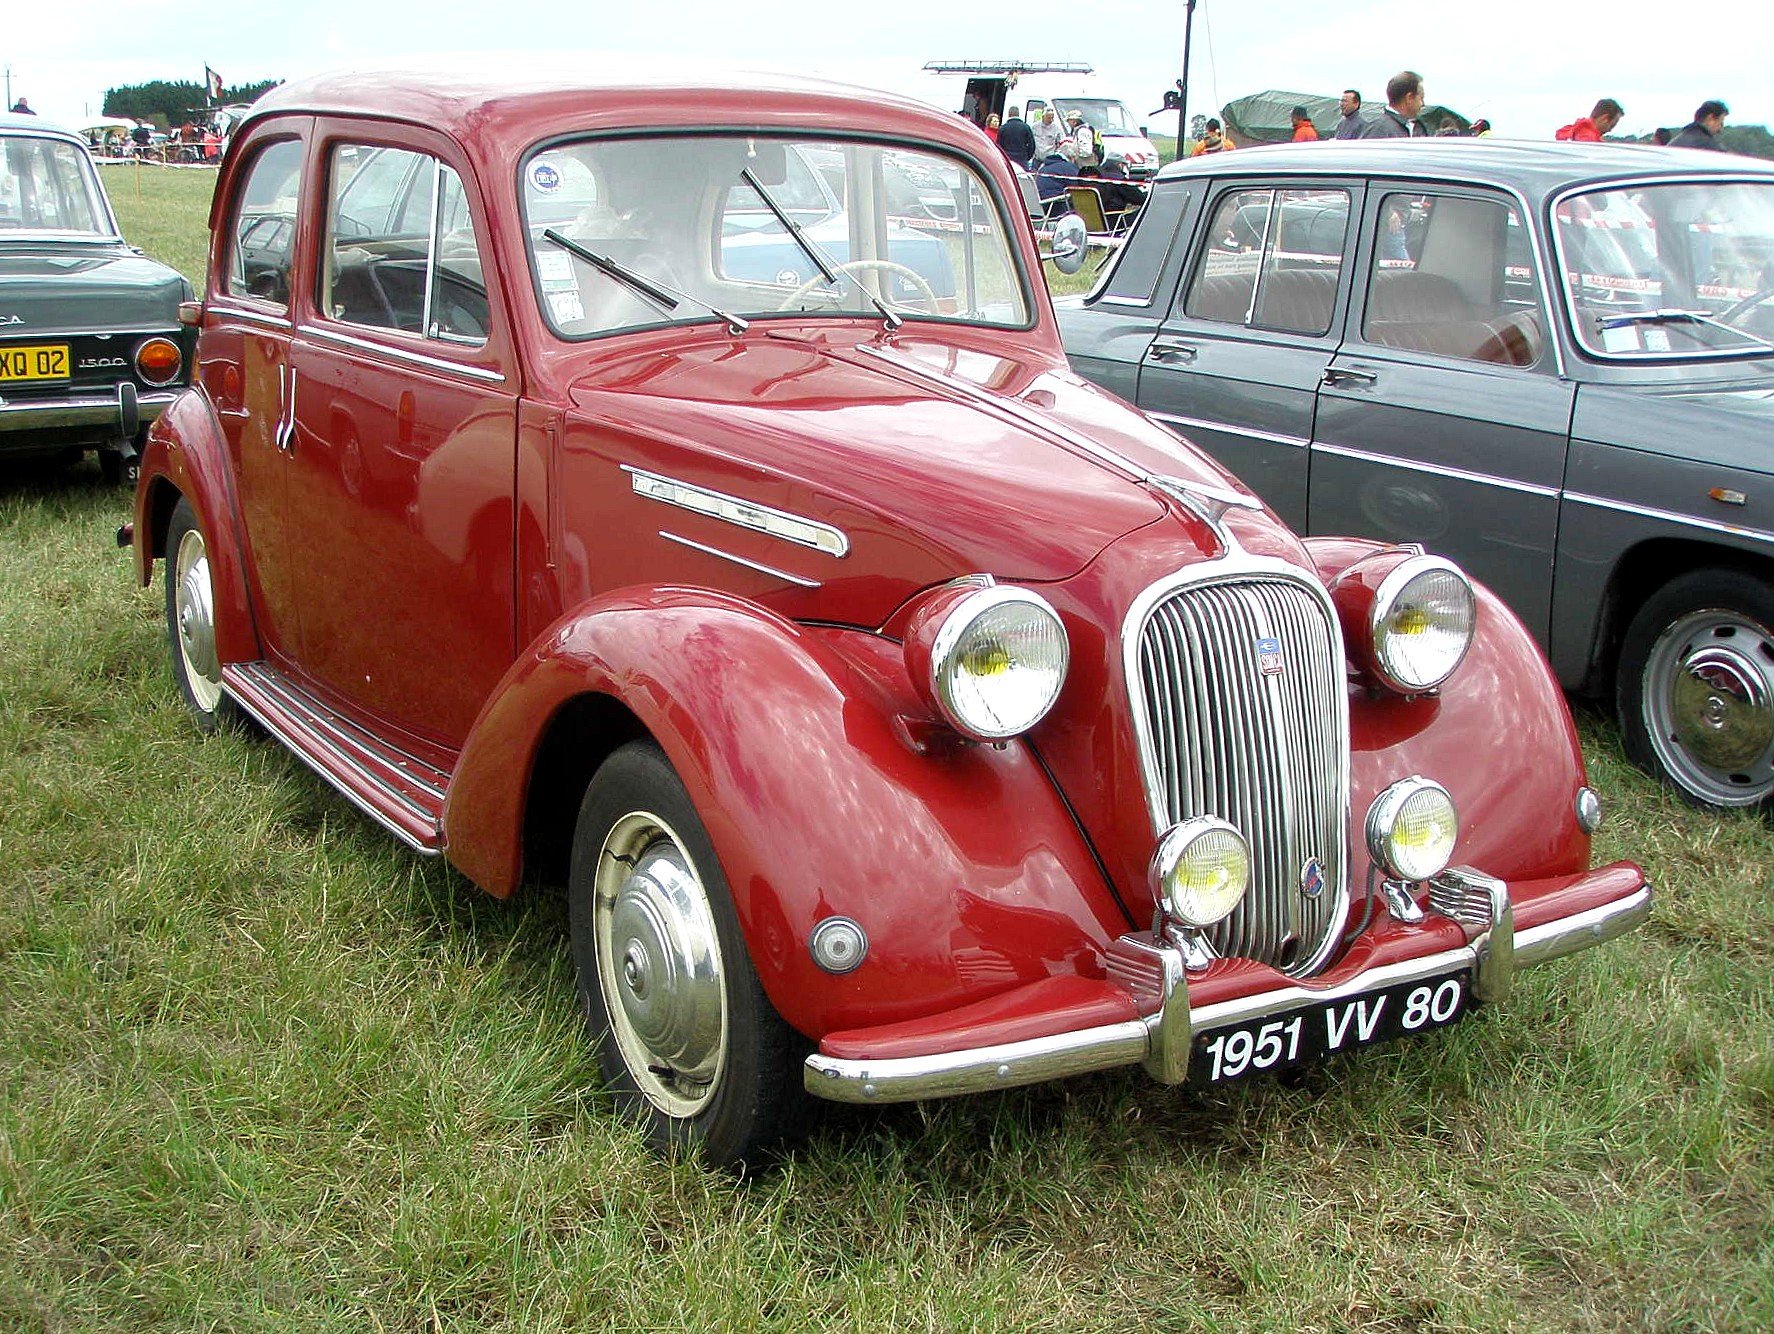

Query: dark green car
[1,113,196,482]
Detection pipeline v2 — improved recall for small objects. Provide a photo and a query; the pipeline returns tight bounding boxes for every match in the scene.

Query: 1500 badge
[79,357,127,369]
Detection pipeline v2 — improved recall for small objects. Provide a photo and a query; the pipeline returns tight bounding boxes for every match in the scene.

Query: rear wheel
[164,497,245,733]
[1616,568,1774,809]
[568,741,811,1169]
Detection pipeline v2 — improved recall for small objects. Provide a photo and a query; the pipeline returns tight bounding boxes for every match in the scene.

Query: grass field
[1,169,1770,1331]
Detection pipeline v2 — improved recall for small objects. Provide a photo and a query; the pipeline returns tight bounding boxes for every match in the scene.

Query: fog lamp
[1365,777,1459,882]
[1150,816,1250,927]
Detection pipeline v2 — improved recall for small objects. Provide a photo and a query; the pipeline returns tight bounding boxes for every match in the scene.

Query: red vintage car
[129,65,1650,1168]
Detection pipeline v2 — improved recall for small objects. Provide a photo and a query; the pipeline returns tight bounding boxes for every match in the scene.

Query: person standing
[997,104,1036,171]
[1669,101,1728,150]
[1360,72,1426,139]
[9,98,34,115]
[1290,106,1320,142]
[1064,109,1102,173]
[1556,99,1624,142]
[1032,106,1066,163]
[1333,89,1365,139]
[1192,118,1234,155]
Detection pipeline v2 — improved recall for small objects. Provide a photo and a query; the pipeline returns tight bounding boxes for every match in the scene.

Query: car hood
[0,243,188,332]
[564,327,1295,622]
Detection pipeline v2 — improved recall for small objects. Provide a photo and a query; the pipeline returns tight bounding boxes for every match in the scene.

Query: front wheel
[568,741,811,1169]
[164,497,245,733]
[1616,568,1774,809]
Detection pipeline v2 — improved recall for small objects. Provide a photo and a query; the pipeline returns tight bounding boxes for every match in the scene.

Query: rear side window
[1360,191,1545,367]
[1182,186,1350,335]
[1097,184,1191,305]
[225,138,304,304]
[321,144,489,344]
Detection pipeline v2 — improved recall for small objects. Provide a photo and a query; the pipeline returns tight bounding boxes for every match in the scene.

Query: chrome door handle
[1148,339,1198,364]
[273,365,297,453]
[1321,366,1377,387]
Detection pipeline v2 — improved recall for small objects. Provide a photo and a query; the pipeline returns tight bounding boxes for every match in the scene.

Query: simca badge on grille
[1300,857,1326,898]
[1256,636,1283,676]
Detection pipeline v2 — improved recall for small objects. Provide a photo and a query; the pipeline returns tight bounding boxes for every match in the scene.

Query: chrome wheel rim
[173,527,222,715]
[593,810,728,1118]
[1644,607,1774,806]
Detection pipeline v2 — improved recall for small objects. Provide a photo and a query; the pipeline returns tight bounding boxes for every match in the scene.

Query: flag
[205,66,224,102]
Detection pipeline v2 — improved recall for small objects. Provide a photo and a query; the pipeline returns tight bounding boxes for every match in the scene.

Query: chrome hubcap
[593,811,727,1117]
[1645,609,1774,805]
[173,527,222,714]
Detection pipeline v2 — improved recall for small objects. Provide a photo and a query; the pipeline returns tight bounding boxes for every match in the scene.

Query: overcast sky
[6,2,1769,140]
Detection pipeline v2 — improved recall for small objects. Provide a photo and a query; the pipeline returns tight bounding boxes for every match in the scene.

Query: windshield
[1556,180,1774,357]
[0,134,114,237]
[521,134,1030,338]
[1053,99,1138,136]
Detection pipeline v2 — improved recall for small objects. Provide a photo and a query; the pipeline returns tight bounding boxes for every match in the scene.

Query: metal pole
[1179,1,1198,156]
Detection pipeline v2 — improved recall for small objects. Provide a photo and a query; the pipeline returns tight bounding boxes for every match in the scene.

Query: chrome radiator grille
[1131,570,1349,975]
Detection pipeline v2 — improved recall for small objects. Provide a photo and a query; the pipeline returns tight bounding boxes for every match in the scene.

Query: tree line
[102,79,282,127]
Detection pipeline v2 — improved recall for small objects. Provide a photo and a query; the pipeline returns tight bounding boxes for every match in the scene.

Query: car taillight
[135,337,182,385]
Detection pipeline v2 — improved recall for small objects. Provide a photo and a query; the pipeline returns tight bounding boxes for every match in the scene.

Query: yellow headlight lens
[1365,777,1458,882]
[1151,817,1251,927]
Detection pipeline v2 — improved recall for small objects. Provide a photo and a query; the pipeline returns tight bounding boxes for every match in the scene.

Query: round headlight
[924,587,1069,740]
[1150,816,1251,927]
[1370,556,1475,692]
[1365,777,1459,882]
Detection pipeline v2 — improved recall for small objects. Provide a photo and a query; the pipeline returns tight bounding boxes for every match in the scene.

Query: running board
[221,662,450,855]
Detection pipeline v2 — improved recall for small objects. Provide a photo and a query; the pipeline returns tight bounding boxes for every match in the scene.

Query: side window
[322,144,488,345]
[1361,191,1545,366]
[1098,184,1191,305]
[1182,187,1349,335]
[226,138,304,304]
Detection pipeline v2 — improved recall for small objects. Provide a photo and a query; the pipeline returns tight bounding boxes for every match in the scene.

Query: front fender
[445,587,1130,1039]
[1307,537,1592,880]
[132,388,260,666]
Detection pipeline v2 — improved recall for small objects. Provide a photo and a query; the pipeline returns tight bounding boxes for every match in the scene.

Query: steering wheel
[778,259,939,313]
[1716,285,1774,330]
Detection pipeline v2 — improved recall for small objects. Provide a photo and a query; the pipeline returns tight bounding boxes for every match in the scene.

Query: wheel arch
[131,389,261,666]
[443,585,1125,1042]
[1587,537,1774,696]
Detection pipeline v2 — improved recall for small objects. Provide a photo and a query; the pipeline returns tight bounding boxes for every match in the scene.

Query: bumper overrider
[803,863,1651,1103]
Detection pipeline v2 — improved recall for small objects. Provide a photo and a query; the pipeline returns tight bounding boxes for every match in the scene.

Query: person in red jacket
[1290,106,1320,141]
[1556,98,1623,142]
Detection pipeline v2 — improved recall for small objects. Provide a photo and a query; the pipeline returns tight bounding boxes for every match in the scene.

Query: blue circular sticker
[530,161,561,194]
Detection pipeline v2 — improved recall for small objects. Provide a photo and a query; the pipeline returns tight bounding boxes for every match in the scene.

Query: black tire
[568,740,812,1169]
[164,497,246,733]
[1616,568,1774,809]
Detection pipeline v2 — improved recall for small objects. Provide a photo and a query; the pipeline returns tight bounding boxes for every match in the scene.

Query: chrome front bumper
[803,875,1652,1105]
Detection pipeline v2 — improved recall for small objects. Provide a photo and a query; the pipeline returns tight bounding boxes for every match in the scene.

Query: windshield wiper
[1598,307,1774,351]
[541,229,748,335]
[739,167,902,331]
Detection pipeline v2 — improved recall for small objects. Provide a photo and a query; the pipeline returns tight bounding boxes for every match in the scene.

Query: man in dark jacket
[1333,89,1365,139]
[1360,71,1425,139]
[1095,150,1147,216]
[997,105,1036,171]
[1669,101,1728,151]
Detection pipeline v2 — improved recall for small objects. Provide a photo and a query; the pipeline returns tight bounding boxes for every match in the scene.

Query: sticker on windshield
[547,290,585,323]
[538,250,574,285]
[530,161,562,194]
[1601,325,1639,353]
[1643,328,1671,353]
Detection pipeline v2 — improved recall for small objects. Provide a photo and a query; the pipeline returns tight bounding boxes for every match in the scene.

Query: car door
[1134,177,1363,531]
[1310,184,1573,639]
[200,127,310,663]
[283,124,519,745]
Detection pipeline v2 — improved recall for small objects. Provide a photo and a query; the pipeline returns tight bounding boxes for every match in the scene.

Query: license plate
[1192,971,1470,1085]
[0,344,71,384]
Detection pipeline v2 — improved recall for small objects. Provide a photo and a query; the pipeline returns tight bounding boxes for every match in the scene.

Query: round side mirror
[1050,214,1089,275]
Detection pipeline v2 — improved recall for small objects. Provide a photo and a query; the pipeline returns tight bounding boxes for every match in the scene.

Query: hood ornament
[1148,474,1262,548]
